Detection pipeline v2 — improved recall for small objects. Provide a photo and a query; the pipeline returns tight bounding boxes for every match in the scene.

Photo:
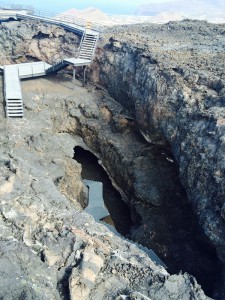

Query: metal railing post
[73,65,76,91]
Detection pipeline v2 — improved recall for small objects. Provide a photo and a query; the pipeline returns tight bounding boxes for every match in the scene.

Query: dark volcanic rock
[0,20,80,63]
[0,240,60,299]
[89,20,225,298]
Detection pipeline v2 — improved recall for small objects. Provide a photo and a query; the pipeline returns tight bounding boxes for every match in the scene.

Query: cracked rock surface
[0,20,80,63]
[90,20,225,299]
[0,74,210,299]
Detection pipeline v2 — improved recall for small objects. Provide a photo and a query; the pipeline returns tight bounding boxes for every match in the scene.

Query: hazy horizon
[3,0,173,15]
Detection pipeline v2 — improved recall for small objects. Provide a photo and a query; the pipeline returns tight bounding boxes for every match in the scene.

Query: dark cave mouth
[73,145,223,299]
[73,146,133,236]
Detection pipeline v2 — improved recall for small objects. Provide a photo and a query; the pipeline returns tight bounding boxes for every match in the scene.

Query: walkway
[3,62,51,117]
[0,5,100,117]
[83,180,110,221]
[16,12,99,36]
[0,4,100,33]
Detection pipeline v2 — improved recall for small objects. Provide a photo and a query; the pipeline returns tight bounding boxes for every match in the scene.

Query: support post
[83,66,86,87]
[73,65,76,90]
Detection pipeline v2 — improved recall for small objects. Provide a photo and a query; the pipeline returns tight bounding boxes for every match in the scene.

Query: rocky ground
[0,74,210,299]
[0,18,224,299]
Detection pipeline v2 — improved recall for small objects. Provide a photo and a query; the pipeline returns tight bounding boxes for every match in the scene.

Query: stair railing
[0,2,34,11]
[77,31,86,59]
[0,3,101,32]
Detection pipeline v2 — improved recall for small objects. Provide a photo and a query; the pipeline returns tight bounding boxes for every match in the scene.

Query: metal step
[81,44,95,47]
[80,50,95,54]
[7,106,23,109]
[7,100,23,102]
[83,42,96,46]
[80,46,95,50]
[6,108,23,113]
[7,113,24,117]
[81,46,95,50]
[7,110,23,113]
[83,39,96,42]
[79,52,93,56]
[82,41,96,45]
[81,45,94,48]
[80,50,93,54]
[46,61,68,73]
[85,34,98,37]
[79,55,93,59]
[79,54,93,58]
[82,41,96,44]
[84,37,97,39]
[82,40,96,44]
[6,107,23,111]
[81,43,95,47]
[79,56,93,60]
[7,102,23,104]
[83,38,97,41]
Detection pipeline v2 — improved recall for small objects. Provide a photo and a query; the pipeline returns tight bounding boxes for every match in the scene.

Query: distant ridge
[136,0,225,17]
[56,3,225,26]
[57,7,111,24]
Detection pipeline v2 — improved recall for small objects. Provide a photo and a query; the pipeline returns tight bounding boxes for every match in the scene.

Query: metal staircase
[45,32,99,75]
[78,33,99,61]
[2,62,51,118]
[6,99,24,117]
[45,60,69,74]
[0,5,100,118]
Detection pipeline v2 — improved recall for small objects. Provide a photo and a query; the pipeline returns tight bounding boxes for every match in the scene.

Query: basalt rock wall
[0,20,80,63]
[90,20,225,296]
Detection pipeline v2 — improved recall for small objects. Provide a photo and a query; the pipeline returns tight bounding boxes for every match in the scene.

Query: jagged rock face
[90,20,225,297]
[0,20,80,63]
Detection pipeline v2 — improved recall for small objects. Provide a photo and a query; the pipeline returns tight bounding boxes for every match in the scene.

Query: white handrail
[0,2,101,32]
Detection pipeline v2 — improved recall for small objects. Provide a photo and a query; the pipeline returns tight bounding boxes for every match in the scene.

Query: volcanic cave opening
[73,145,222,299]
[73,145,133,236]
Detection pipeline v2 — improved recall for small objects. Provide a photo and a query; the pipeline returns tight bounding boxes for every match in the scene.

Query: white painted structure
[2,62,52,117]
[0,5,100,117]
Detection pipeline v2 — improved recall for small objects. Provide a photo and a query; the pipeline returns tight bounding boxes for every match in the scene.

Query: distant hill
[136,0,225,17]
[57,7,112,24]
[57,2,225,27]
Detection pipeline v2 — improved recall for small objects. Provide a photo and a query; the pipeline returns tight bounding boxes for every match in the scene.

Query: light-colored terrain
[58,6,225,26]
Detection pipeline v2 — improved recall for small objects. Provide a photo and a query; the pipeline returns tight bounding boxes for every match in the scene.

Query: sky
[4,0,173,15]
